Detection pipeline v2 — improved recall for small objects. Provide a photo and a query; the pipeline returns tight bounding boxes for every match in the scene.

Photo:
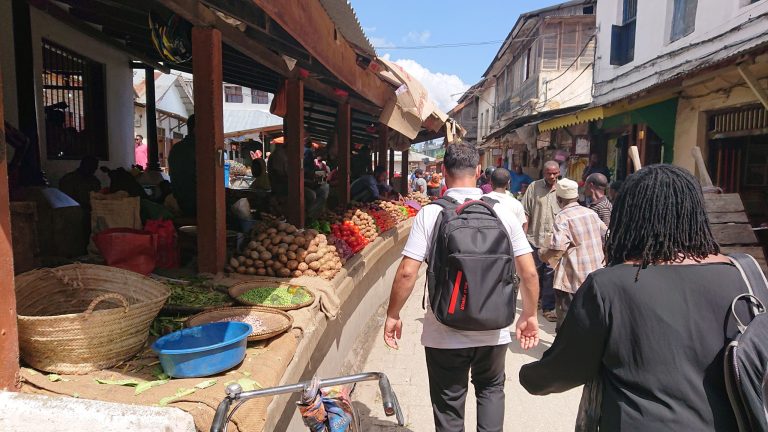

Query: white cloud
[382,54,469,113]
[369,36,395,48]
[403,30,431,44]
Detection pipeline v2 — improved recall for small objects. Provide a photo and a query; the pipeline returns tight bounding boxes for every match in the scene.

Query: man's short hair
[543,160,560,171]
[491,167,511,189]
[373,165,387,177]
[586,173,609,189]
[135,135,143,140]
[444,143,479,177]
[414,168,423,176]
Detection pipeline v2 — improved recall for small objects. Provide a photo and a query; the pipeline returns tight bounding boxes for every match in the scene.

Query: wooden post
[12,0,41,173]
[144,66,161,171]
[378,125,389,171]
[400,150,409,195]
[191,27,226,274]
[389,147,395,187]
[286,78,305,227]
[336,102,351,206]
[0,45,20,391]
[373,151,378,168]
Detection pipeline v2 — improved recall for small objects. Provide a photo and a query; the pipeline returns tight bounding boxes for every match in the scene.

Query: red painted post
[191,27,226,274]
[0,46,20,391]
[286,78,305,227]
[336,102,351,206]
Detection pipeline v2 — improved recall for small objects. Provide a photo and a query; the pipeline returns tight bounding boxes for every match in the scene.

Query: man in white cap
[539,178,607,331]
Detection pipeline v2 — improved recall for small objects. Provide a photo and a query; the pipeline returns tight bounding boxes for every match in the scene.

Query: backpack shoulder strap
[729,253,768,320]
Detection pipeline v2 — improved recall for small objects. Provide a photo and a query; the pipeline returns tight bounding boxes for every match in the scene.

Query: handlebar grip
[377,374,396,416]
[210,398,234,432]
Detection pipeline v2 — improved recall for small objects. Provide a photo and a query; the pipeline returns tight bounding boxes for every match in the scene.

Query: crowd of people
[384,142,763,432]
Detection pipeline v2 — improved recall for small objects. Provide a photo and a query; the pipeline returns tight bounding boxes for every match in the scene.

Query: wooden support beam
[191,27,227,274]
[28,0,169,72]
[0,45,20,391]
[144,67,161,171]
[286,78,305,227]
[252,0,392,108]
[378,124,389,171]
[400,149,409,195]
[738,63,768,111]
[336,102,351,206]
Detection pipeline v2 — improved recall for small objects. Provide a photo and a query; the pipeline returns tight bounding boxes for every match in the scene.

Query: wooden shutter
[560,22,580,70]
[541,23,560,71]
[579,23,596,69]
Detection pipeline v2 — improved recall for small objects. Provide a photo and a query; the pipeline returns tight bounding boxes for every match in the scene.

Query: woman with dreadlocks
[519,164,747,431]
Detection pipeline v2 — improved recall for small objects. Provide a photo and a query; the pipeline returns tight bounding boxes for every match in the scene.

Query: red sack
[144,219,180,269]
[93,228,157,275]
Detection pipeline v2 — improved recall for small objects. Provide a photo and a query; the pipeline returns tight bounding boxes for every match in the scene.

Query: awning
[538,94,678,132]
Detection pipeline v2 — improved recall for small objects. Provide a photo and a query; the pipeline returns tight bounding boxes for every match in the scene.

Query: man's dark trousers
[531,245,556,311]
[425,345,507,432]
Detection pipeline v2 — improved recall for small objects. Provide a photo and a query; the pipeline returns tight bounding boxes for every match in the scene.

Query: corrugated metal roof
[223,109,283,134]
[318,0,376,56]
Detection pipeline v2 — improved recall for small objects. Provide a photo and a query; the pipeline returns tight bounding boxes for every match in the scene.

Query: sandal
[543,310,558,322]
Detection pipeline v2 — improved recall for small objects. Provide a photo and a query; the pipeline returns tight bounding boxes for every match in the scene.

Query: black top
[520,263,748,431]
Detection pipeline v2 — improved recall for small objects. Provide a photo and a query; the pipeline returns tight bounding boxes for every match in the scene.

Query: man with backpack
[384,142,540,432]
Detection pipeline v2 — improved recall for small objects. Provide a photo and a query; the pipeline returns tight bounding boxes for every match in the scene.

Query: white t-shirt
[485,191,527,227]
[402,187,533,349]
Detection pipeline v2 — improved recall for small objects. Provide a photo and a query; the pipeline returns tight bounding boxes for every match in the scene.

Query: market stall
[16,194,428,431]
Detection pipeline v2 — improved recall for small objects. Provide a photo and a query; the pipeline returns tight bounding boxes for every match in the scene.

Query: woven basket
[185,306,293,341]
[229,281,315,311]
[15,264,170,374]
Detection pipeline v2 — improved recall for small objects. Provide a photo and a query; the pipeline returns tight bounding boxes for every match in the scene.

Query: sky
[351,0,564,112]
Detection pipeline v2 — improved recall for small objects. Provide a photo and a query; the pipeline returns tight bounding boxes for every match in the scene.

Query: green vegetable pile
[166,283,231,308]
[238,285,312,307]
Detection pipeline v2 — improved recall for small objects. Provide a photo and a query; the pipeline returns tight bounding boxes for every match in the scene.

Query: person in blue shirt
[350,165,390,202]
[510,165,534,194]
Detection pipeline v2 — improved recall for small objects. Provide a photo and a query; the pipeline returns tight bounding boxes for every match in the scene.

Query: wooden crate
[11,202,39,274]
[706,193,767,270]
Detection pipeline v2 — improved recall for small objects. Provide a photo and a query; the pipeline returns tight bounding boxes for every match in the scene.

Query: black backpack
[725,253,768,432]
[425,195,519,331]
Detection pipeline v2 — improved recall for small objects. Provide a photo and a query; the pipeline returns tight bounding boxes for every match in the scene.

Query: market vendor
[59,156,101,210]
[350,165,392,203]
[268,136,329,219]
[168,114,197,217]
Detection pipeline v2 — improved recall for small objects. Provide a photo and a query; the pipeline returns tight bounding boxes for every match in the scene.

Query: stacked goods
[405,206,417,218]
[331,221,369,253]
[344,208,378,242]
[328,235,354,262]
[236,285,313,308]
[407,191,431,206]
[368,208,396,233]
[228,161,249,177]
[376,200,409,224]
[228,221,343,280]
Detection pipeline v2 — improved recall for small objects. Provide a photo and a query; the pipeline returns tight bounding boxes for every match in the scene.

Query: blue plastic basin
[151,322,252,378]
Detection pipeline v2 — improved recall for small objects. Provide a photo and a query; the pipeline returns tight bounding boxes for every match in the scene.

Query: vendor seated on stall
[168,114,197,217]
[350,165,391,203]
[59,156,101,210]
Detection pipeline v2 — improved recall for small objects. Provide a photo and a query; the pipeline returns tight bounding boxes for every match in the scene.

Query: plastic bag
[93,228,157,275]
[144,219,179,269]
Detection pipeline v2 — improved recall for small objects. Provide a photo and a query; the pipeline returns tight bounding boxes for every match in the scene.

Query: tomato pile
[331,221,369,253]
[405,206,417,217]
[368,209,396,232]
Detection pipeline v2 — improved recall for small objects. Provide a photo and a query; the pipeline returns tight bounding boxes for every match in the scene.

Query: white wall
[476,84,496,142]
[22,8,136,186]
[223,86,274,113]
[539,66,594,111]
[594,0,768,104]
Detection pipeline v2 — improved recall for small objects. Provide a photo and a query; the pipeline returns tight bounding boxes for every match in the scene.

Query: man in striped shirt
[540,178,607,331]
[585,173,612,227]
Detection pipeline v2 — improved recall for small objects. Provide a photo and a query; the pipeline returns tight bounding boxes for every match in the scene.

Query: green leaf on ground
[194,379,217,390]
[159,388,197,406]
[94,378,142,387]
[47,374,69,382]
[134,379,169,395]
[236,378,262,392]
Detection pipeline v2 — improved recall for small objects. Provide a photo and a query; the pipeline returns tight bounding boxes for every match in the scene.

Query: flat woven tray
[228,281,315,311]
[185,306,293,342]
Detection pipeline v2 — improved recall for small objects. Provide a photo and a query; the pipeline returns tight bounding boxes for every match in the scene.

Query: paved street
[353,272,582,431]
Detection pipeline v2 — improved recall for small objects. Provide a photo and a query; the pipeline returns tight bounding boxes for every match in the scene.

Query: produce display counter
[18,218,413,432]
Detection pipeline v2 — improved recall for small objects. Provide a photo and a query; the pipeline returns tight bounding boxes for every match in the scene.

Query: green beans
[166,283,231,308]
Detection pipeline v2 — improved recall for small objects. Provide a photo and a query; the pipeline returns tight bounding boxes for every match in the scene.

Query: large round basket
[15,264,170,374]
[185,306,293,341]
[228,281,315,311]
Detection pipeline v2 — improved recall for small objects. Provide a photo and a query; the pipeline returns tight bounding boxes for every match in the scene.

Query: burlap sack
[88,191,142,255]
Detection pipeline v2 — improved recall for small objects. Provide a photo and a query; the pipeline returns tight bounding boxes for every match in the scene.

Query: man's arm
[539,249,565,267]
[384,257,422,349]
[515,252,540,350]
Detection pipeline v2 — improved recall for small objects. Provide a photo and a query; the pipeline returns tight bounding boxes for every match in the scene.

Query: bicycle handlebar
[210,372,404,432]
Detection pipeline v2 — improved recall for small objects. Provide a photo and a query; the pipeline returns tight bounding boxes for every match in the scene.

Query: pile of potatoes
[227,222,343,280]
[344,208,378,242]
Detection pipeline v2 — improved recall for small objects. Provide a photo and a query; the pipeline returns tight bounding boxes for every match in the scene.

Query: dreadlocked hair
[604,164,720,272]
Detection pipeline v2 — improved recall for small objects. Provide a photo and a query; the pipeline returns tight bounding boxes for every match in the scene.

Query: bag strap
[730,253,768,317]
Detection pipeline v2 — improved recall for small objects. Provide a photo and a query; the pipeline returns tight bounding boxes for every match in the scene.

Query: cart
[210,371,405,432]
